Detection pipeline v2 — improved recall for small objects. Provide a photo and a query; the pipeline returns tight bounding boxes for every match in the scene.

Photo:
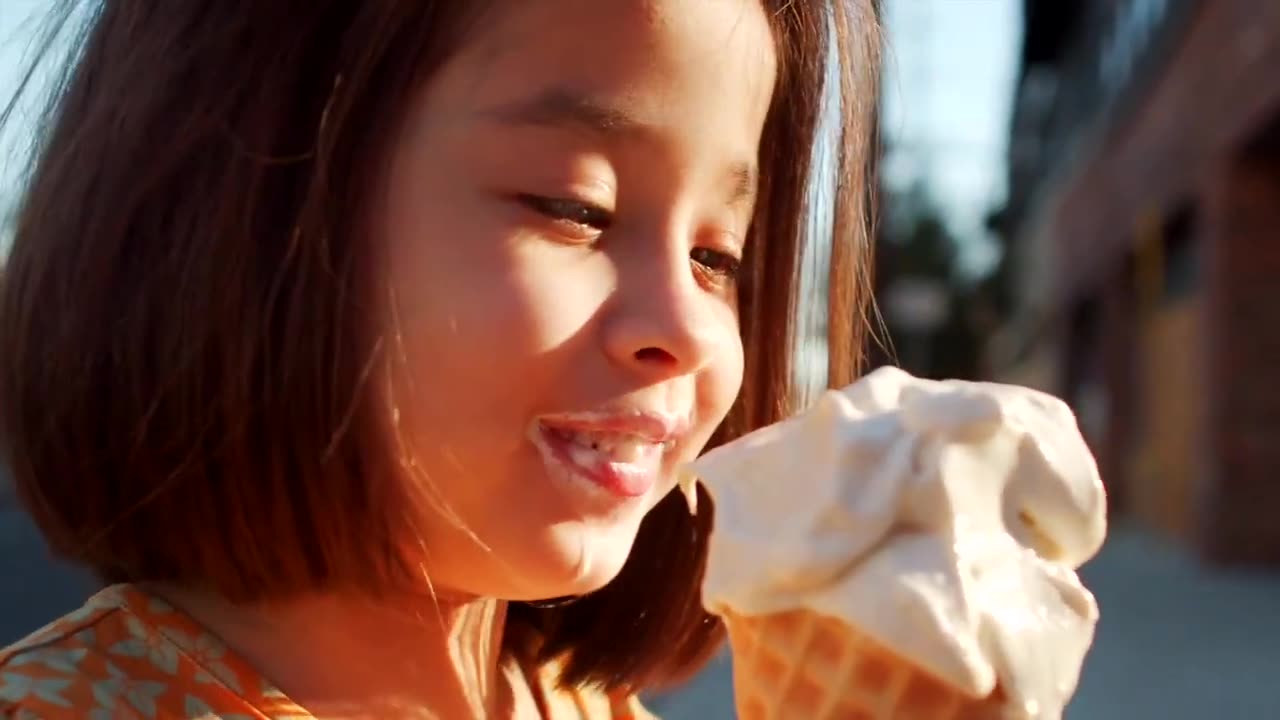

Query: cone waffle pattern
[724,610,1009,720]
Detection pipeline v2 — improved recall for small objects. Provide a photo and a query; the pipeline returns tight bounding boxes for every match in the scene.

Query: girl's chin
[408,505,648,603]
[507,522,642,600]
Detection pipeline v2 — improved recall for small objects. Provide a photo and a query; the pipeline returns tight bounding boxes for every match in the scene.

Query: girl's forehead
[417,0,778,152]
[447,0,776,95]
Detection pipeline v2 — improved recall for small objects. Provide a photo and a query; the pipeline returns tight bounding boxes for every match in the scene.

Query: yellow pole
[1135,209,1165,319]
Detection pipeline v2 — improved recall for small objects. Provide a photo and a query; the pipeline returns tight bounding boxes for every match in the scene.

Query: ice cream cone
[723,609,1008,720]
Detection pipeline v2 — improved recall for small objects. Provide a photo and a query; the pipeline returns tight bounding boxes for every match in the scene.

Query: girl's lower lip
[536,424,659,500]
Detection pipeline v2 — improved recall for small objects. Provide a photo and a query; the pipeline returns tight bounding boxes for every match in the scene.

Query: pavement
[4,504,1279,718]
[0,504,98,647]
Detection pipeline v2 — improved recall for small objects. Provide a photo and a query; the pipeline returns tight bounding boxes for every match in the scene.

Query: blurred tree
[873,183,986,380]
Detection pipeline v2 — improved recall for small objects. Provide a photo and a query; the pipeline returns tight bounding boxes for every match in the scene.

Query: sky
[0,0,49,203]
[881,0,1024,278]
[1,0,1024,274]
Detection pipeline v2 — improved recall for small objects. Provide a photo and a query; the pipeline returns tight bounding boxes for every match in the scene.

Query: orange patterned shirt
[0,585,655,719]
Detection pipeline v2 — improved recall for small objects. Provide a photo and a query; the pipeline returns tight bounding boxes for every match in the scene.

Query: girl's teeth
[567,431,649,462]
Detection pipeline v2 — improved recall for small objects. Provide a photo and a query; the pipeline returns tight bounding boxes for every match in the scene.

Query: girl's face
[378,0,776,601]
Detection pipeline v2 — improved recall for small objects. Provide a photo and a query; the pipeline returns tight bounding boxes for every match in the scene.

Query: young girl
[0,0,879,717]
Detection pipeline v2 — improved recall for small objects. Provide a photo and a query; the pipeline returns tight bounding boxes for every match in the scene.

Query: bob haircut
[0,0,880,694]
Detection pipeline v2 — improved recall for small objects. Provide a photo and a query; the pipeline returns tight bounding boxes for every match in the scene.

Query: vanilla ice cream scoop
[690,366,1108,719]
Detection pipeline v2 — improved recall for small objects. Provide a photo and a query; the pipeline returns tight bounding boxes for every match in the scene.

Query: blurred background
[3,0,1279,718]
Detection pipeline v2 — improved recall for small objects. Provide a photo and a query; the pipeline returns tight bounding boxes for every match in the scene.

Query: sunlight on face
[376,0,777,601]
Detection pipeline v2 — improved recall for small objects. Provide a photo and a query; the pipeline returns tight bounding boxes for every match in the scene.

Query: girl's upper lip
[537,409,691,443]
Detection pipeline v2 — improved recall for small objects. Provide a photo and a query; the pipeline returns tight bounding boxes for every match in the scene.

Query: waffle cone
[723,609,1008,720]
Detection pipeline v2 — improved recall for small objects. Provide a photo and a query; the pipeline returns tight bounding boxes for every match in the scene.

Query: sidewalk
[648,524,1280,719]
[0,506,97,646]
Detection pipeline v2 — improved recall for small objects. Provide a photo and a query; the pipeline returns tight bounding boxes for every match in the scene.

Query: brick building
[992,0,1280,565]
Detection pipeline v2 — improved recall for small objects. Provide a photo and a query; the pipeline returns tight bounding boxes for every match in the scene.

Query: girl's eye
[690,246,742,285]
[520,195,613,233]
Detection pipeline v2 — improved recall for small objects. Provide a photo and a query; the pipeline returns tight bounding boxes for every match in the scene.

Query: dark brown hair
[0,0,879,694]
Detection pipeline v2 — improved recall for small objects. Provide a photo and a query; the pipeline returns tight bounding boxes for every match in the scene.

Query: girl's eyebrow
[480,85,758,209]
[727,163,758,209]
[480,86,648,137]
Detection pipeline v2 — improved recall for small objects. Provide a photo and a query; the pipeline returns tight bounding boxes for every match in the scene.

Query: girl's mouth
[529,410,687,501]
